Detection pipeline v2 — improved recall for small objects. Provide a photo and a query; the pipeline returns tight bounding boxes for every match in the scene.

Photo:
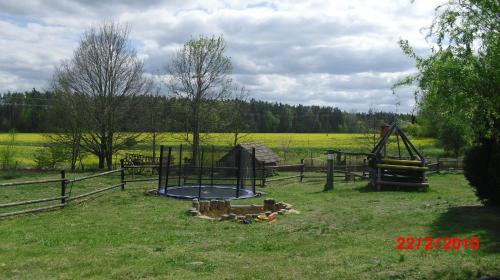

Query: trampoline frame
[157,185,258,200]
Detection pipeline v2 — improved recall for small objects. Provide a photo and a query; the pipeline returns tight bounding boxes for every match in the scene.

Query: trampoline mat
[157,185,256,199]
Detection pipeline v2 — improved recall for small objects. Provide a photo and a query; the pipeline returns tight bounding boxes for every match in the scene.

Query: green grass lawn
[0,173,498,279]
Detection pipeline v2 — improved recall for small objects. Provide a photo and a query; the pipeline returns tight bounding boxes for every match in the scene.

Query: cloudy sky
[0,0,444,113]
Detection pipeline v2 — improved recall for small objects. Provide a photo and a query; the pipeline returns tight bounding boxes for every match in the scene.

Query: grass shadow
[430,205,500,253]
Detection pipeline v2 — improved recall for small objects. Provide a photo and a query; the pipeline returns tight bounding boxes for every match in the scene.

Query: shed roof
[238,142,281,163]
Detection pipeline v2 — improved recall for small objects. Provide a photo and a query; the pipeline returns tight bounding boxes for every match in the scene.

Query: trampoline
[157,185,257,199]
[157,144,260,200]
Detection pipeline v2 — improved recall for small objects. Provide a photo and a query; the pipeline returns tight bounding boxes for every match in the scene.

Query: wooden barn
[368,123,429,191]
[218,142,281,170]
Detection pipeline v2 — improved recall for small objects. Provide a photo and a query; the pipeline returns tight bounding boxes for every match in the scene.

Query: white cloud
[0,0,444,112]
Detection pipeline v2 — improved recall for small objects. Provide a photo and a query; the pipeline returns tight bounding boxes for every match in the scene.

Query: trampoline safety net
[157,144,258,200]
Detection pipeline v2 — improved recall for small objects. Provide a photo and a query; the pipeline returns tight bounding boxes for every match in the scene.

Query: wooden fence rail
[0,168,125,218]
[0,178,65,187]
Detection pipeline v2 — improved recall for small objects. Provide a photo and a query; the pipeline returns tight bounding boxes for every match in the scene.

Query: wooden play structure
[367,123,429,190]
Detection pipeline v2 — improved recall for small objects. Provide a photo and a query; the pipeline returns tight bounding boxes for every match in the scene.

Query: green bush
[0,129,17,170]
[437,121,471,156]
[34,144,67,169]
[464,138,500,206]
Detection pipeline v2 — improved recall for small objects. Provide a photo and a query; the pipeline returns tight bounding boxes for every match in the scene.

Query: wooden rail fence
[0,168,125,218]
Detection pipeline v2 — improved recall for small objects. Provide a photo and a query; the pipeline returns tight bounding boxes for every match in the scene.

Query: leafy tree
[437,120,472,156]
[263,110,280,132]
[168,35,232,165]
[396,0,499,204]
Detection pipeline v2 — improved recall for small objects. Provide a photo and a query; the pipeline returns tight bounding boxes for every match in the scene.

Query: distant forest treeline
[0,89,412,133]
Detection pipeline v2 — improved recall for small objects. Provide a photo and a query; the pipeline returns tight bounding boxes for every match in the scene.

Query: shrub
[0,129,17,170]
[34,144,67,169]
[437,121,471,156]
[464,138,500,206]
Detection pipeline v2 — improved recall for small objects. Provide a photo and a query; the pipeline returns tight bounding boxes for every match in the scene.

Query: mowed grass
[0,173,498,279]
[0,132,441,167]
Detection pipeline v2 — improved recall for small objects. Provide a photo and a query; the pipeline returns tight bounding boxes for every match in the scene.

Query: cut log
[376,180,429,187]
[381,159,424,166]
[376,164,428,171]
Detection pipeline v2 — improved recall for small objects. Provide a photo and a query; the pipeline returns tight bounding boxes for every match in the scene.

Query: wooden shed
[218,142,281,169]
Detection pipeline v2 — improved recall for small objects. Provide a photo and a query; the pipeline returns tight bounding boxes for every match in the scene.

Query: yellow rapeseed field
[0,132,440,167]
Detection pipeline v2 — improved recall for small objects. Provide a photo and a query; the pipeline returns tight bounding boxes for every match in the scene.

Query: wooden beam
[381,159,424,166]
[397,127,425,160]
[376,180,429,188]
[376,164,428,171]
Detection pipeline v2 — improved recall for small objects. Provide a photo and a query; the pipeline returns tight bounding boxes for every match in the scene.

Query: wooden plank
[268,164,305,169]
[70,169,122,183]
[381,159,423,166]
[0,178,65,187]
[376,180,429,187]
[0,196,66,208]
[123,164,159,169]
[67,183,123,201]
[0,204,65,218]
[376,164,428,171]
[371,123,397,155]
[124,178,157,183]
[397,127,425,160]
[266,175,301,182]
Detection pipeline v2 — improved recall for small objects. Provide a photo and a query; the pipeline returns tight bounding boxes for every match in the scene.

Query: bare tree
[48,88,85,171]
[226,86,251,147]
[168,35,232,165]
[144,84,168,162]
[53,22,150,169]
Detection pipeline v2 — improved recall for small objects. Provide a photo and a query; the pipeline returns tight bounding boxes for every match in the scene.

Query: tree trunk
[98,153,105,169]
[192,125,199,166]
[106,131,113,170]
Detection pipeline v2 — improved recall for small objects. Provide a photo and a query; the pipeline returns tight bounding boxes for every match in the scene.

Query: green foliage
[0,129,17,170]
[33,144,67,169]
[396,0,499,201]
[464,138,500,206]
[437,120,472,156]
[263,111,280,132]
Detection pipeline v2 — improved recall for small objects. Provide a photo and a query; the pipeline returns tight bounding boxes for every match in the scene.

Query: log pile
[368,123,429,191]
[188,198,294,222]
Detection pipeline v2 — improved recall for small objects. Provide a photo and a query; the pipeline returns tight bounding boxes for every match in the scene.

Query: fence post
[120,159,125,191]
[61,170,66,207]
[261,165,266,187]
[300,159,304,182]
[211,146,215,186]
[178,144,183,187]
[325,150,334,191]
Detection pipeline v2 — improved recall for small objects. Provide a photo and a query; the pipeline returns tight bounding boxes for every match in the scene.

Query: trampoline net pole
[211,146,214,186]
[158,145,164,192]
[165,147,172,192]
[198,148,204,199]
[178,144,183,187]
[236,145,241,198]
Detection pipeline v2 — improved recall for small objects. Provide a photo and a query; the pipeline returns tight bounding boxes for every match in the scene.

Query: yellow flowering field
[0,132,441,167]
